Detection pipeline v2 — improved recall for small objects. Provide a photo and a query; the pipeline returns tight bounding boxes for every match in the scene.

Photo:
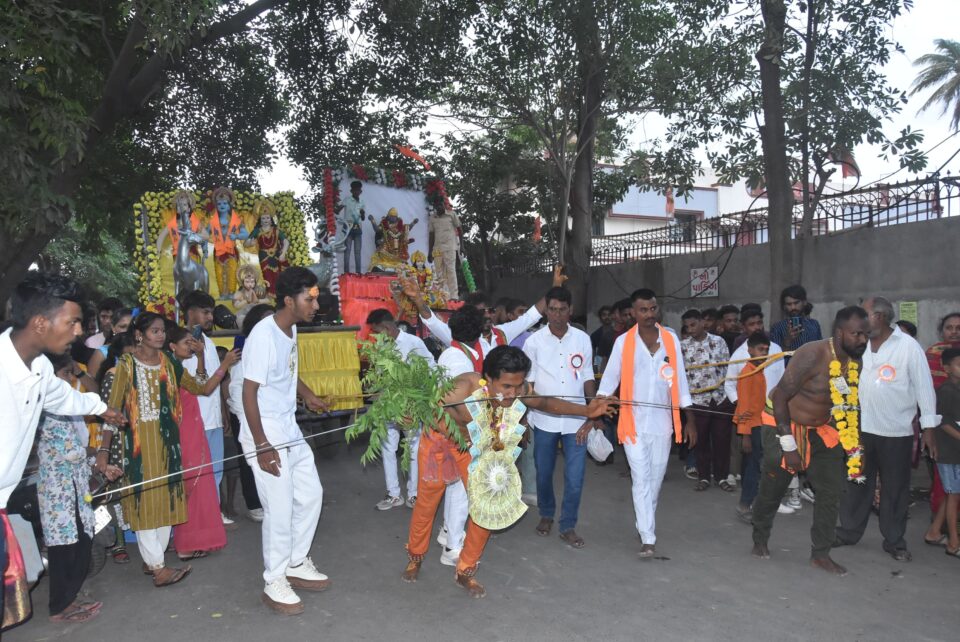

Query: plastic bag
[587,429,614,462]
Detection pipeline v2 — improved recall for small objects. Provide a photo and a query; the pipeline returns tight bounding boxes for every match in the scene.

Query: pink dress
[173,388,227,554]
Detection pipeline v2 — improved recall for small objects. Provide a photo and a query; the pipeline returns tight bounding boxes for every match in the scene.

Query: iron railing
[495,174,960,275]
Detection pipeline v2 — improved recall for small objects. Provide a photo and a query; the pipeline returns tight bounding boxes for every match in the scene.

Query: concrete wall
[491,216,960,347]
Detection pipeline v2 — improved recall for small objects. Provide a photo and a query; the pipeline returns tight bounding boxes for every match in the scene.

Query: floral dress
[37,413,95,546]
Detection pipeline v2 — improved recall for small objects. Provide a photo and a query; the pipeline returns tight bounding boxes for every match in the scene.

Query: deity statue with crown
[368,208,418,273]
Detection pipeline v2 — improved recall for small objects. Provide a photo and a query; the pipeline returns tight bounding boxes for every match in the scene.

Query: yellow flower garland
[829,339,864,482]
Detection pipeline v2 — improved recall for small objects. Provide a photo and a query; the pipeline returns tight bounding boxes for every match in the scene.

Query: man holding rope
[240,267,332,616]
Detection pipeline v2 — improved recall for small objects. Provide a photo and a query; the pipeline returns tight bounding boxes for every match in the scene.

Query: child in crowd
[733,333,770,524]
[924,348,960,556]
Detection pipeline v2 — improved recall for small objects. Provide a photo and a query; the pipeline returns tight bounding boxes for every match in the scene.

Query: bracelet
[779,434,798,452]
[256,441,271,448]
[97,447,111,455]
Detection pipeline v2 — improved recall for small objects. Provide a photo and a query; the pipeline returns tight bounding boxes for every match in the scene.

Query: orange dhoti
[406,430,489,574]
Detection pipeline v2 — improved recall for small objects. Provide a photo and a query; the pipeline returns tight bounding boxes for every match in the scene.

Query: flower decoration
[829,339,863,482]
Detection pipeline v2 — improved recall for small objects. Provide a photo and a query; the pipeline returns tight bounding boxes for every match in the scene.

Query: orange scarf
[618,323,683,444]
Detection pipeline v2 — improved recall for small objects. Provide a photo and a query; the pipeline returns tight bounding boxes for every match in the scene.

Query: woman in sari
[245,208,289,297]
[95,313,230,586]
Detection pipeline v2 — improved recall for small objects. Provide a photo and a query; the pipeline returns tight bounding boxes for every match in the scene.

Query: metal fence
[496,174,960,275]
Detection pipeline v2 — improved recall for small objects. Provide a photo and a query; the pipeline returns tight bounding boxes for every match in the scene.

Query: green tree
[39,219,140,303]
[912,38,960,131]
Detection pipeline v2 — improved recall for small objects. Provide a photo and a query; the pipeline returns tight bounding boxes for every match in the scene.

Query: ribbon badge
[659,363,675,384]
[570,353,584,380]
[878,364,897,383]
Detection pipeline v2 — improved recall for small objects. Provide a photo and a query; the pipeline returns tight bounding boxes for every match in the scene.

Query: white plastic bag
[587,429,614,462]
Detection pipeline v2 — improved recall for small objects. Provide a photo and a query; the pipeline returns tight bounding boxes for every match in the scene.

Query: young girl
[167,323,239,560]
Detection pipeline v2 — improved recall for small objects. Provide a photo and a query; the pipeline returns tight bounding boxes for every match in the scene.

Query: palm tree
[912,39,960,130]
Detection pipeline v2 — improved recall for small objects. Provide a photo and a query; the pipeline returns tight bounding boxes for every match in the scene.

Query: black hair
[833,305,868,332]
[350,180,362,190]
[482,345,531,379]
[112,307,133,327]
[741,302,762,314]
[10,272,86,330]
[97,297,124,313]
[165,322,190,345]
[464,291,490,308]
[448,305,485,343]
[780,285,808,308]
[939,312,960,333]
[941,347,960,368]
[747,331,771,349]
[741,307,763,324]
[630,288,657,303]
[276,267,319,308]
[366,308,395,326]
[718,304,740,317]
[896,320,918,338]
[681,309,702,321]
[598,305,613,316]
[544,287,572,306]
[614,298,633,313]
[97,332,136,383]
[182,290,216,312]
[494,297,514,310]
[242,304,275,337]
[702,308,719,320]
[132,311,166,338]
[47,351,74,372]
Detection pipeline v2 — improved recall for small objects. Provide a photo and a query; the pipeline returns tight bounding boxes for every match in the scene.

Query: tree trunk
[756,0,794,313]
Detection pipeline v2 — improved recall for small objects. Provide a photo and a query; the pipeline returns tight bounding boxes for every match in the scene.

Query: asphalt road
[4,438,956,642]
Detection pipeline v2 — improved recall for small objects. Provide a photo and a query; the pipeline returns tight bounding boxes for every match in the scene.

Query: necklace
[829,338,863,482]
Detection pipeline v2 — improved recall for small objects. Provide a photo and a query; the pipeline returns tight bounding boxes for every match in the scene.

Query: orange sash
[490,327,507,347]
[618,323,683,444]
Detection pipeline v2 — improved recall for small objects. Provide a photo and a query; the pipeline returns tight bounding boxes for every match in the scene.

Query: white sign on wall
[690,267,719,298]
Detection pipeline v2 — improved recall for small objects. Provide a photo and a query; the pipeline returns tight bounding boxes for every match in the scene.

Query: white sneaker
[521,493,537,506]
[262,577,303,615]
[286,557,331,591]
[786,488,802,511]
[221,513,235,525]
[777,502,796,515]
[799,487,816,504]
[405,496,417,509]
[726,474,738,487]
[376,495,404,511]
[437,526,448,548]
[440,547,461,567]
[247,508,265,523]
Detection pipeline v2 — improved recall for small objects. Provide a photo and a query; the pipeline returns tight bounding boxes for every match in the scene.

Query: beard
[842,339,867,358]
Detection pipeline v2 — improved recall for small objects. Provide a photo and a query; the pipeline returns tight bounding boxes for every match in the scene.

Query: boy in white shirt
[241,267,331,615]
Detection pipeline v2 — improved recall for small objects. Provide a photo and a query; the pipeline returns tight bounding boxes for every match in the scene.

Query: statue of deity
[207,187,249,299]
[410,250,447,308]
[163,190,210,295]
[244,200,289,296]
[368,208,418,272]
[233,264,272,312]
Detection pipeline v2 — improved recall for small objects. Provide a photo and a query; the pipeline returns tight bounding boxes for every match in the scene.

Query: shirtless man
[402,346,616,598]
[751,306,869,575]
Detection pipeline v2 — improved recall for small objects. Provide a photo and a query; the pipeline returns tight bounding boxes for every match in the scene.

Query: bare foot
[751,543,770,559]
[811,557,848,576]
[402,560,421,583]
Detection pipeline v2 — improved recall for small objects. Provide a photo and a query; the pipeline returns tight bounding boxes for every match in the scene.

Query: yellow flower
[829,361,841,377]
[833,408,845,421]
[848,362,858,371]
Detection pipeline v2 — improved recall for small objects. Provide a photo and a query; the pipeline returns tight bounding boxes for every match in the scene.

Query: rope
[685,351,793,370]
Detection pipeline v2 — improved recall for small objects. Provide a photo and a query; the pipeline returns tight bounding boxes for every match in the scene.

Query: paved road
[5,438,955,642]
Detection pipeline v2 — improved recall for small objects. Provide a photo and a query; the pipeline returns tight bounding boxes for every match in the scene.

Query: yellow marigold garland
[829,339,863,482]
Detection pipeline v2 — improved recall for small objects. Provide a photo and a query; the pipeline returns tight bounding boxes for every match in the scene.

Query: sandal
[152,565,192,587]
[559,530,585,549]
[111,547,131,564]
[946,547,960,559]
[694,480,710,491]
[177,550,209,561]
[718,480,735,492]
[924,534,947,547]
[49,602,100,624]
[638,544,656,559]
[535,517,553,537]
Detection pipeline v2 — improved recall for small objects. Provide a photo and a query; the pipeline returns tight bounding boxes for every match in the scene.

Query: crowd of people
[1,269,959,629]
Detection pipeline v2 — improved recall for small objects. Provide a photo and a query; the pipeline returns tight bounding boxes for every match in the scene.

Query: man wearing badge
[835,297,940,561]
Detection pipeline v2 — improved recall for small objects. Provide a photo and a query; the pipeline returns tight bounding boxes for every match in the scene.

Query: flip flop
[177,550,209,561]
[694,480,710,491]
[924,535,946,546]
[559,530,585,549]
[49,602,100,623]
[153,565,192,587]
[535,517,553,536]
[946,547,960,559]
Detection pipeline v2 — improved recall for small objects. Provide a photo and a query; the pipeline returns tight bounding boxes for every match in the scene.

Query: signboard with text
[690,267,719,298]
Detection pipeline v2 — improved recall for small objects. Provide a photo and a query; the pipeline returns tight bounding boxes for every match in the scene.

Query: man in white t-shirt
[523,287,595,548]
[241,267,332,616]
[182,290,238,525]
[366,309,436,511]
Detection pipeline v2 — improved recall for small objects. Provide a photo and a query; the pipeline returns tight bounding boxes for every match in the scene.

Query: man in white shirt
[598,289,697,558]
[1,273,125,626]
[523,287,595,548]
[366,309,436,511]
[400,264,567,353]
[835,297,940,561]
[241,267,332,616]
[182,290,237,525]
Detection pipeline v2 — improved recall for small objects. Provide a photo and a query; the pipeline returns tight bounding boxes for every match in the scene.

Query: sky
[258,0,960,198]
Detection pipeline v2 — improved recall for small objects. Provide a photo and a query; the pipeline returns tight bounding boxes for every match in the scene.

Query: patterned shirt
[681,333,730,406]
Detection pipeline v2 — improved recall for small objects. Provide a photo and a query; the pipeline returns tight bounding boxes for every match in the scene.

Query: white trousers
[623,431,673,545]
[136,526,172,569]
[442,481,468,550]
[382,426,420,499]
[249,439,323,583]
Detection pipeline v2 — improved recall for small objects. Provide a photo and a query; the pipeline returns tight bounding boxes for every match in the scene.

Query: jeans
[533,428,587,532]
[693,401,734,482]
[739,427,763,507]
[206,427,224,498]
[344,227,362,273]
[518,426,537,494]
